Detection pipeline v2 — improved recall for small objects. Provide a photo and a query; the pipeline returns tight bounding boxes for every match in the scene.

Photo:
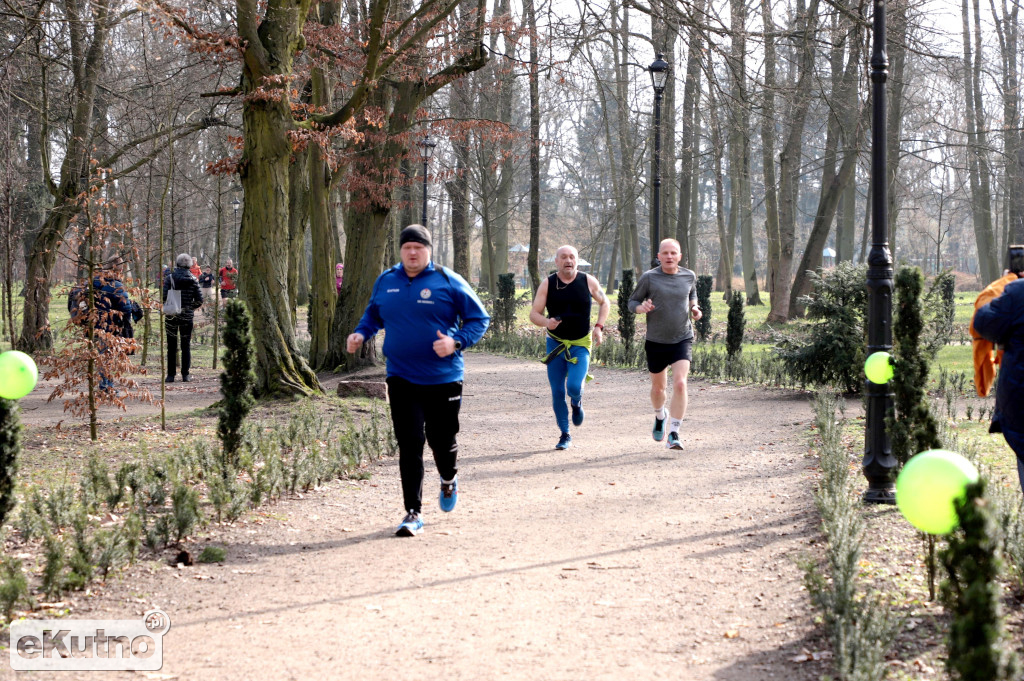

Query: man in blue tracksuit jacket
[347,224,490,536]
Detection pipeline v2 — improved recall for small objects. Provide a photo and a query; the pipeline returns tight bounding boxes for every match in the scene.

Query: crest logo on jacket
[420,289,432,300]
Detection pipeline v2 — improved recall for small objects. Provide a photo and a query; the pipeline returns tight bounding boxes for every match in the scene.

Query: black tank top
[546,272,591,341]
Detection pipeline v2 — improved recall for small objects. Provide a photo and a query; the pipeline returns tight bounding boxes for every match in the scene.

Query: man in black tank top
[529,245,611,450]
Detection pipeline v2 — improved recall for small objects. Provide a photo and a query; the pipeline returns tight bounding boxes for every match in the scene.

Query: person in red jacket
[219,259,238,300]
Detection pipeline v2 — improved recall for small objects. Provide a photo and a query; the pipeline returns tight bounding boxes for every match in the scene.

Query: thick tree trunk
[18,0,111,352]
[239,108,320,396]
[962,0,1000,281]
[710,82,731,298]
[610,0,640,276]
[789,12,863,316]
[993,0,1024,246]
[526,0,542,292]
[729,0,759,305]
[288,149,310,323]
[19,208,73,351]
[676,0,704,269]
[768,0,818,322]
[446,168,471,280]
[885,0,908,252]
[760,0,781,298]
[307,73,335,369]
[238,0,320,396]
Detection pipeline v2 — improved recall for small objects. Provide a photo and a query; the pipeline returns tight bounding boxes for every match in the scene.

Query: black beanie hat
[399,224,432,248]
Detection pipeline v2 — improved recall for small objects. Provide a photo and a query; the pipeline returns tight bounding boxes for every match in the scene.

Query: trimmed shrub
[941,479,1021,681]
[0,398,21,530]
[889,266,941,465]
[617,269,636,355]
[726,291,744,359]
[493,273,518,335]
[218,300,256,471]
[695,275,712,341]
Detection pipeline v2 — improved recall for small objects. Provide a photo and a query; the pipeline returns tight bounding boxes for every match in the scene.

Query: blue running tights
[545,336,589,434]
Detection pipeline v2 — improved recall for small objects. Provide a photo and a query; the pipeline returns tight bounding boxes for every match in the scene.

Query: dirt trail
[7,353,828,681]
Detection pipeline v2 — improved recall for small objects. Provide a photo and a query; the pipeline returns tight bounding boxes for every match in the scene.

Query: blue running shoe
[555,432,572,450]
[652,416,666,442]
[666,431,683,450]
[571,401,584,426]
[395,510,423,536]
[439,476,458,513]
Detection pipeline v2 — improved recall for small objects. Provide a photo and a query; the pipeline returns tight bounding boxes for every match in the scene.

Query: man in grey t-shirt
[628,239,703,450]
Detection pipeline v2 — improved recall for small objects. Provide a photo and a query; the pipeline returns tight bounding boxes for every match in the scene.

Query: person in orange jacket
[973,247,1024,492]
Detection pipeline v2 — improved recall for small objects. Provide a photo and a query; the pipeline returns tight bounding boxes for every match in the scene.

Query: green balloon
[896,449,979,534]
[864,351,894,384]
[0,350,38,400]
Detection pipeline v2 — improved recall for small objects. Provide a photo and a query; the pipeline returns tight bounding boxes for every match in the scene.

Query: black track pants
[385,376,463,513]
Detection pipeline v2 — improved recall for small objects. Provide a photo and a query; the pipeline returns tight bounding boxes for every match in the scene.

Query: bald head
[554,245,579,281]
[657,239,682,273]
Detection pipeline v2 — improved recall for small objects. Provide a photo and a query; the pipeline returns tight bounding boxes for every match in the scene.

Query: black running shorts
[645,338,693,374]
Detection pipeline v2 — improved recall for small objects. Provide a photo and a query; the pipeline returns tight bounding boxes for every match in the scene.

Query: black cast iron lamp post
[863,0,897,503]
[649,54,669,268]
[418,135,436,227]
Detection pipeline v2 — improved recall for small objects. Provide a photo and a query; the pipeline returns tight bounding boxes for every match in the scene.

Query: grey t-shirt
[627,266,698,343]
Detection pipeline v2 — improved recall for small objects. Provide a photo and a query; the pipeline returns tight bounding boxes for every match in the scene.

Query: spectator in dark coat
[974,270,1024,493]
[78,256,136,392]
[163,252,204,382]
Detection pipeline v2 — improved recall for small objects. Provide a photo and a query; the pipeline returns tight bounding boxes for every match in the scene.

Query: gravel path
[7,352,828,681]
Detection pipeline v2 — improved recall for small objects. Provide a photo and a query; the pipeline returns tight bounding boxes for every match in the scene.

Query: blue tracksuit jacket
[354,262,490,384]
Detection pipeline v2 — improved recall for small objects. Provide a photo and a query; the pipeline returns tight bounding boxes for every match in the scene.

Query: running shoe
[439,476,458,513]
[395,510,423,537]
[666,431,683,450]
[571,401,585,426]
[555,432,572,450]
[652,416,666,442]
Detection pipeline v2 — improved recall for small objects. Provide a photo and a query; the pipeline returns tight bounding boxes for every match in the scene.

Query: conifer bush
[776,263,867,392]
[921,270,957,355]
[0,398,21,530]
[695,275,712,341]
[218,299,256,471]
[493,273,517,335]
[889,267,941,465]
[0,557,27,622]
[941,479,1021,681]
[617,269,636,354]
[726,291,744,359]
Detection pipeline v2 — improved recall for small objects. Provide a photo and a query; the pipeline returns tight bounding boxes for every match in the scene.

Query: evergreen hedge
[726,291,744,359]
[695,275,712,341]
[889,267,941,465]
[0,398,20,530]
[617,269,636,355]
[218,300,256,471]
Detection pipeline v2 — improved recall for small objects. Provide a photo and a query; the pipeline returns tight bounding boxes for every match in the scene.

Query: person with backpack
[346,225,490,537]
[67,256,136,392]
[163,252,204,383]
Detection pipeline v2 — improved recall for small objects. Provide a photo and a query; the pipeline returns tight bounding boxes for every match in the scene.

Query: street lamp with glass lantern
[418,135,436,227]
[863,0,897,503]
[648,54,669,267]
